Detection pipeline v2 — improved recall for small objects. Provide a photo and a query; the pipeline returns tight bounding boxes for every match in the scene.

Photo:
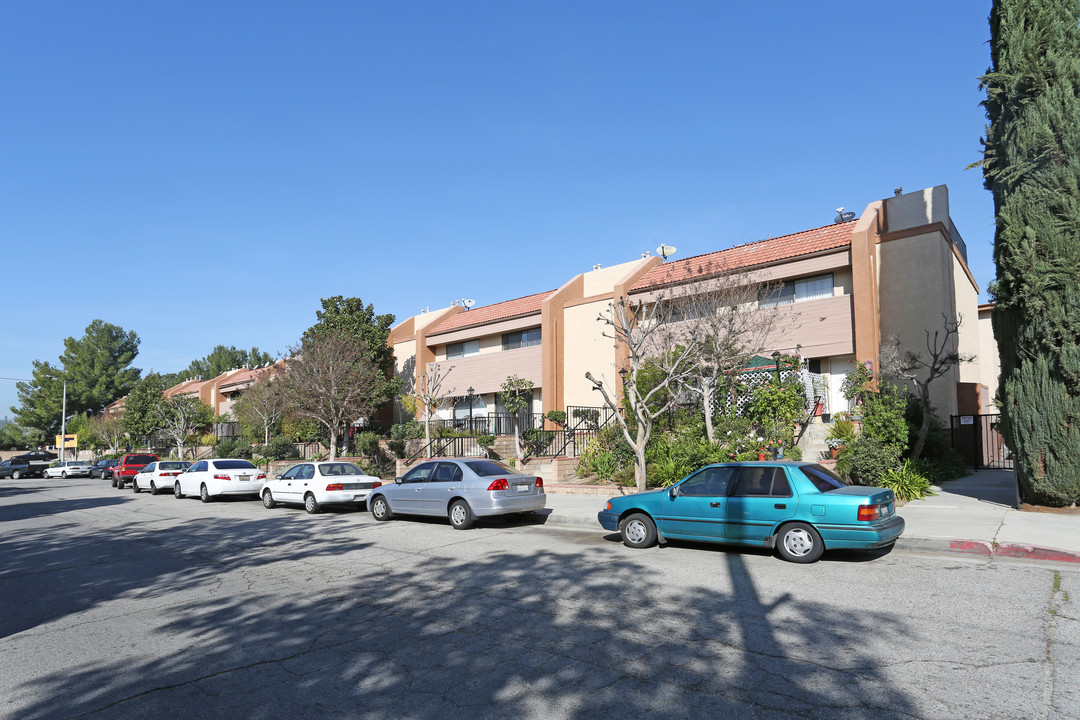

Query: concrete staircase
[797,417,835,462]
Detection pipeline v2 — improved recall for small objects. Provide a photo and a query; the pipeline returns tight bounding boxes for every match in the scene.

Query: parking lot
[2,475,1078,720]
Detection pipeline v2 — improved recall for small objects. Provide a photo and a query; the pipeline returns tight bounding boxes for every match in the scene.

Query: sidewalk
[538,469,1080,564]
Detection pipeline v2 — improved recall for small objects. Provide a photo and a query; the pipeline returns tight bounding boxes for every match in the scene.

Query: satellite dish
[834,207,855,223]
[462,299,475,309]
[656,244,677,260]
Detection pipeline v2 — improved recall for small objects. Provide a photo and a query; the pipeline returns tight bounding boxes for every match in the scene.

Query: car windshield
[800,464,847,492]
[129,455,156,465]
[212,460,257,470]
[318,463,362,477]
[464,460,517,477]
[159,462,188,470]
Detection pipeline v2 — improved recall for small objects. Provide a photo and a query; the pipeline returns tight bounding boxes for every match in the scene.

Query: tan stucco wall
[582,259,649,297]
[877,229,960,418]
[562,300,617,408]
[952,253,982,384]
[978,307,1001,403]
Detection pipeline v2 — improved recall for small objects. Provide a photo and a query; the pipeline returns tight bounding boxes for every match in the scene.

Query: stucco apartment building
[391,185,996,432]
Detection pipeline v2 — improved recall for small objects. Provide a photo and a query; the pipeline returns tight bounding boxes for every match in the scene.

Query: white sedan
[261,461,382,514]
[43,461,95,478]
[174,458,266,503]
[132,460,191,495]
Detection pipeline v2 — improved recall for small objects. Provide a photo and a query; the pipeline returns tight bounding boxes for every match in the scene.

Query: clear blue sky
[1,1,996,419]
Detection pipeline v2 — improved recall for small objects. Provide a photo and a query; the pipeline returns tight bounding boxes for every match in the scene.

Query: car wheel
[200,484,211,503]
[149,481,158,496]
[448,500,475,530]
[262,490,276,509]
[61,471,67,479]
[620,513,658,549]
[11,470,20,480]
[132,479,141,493]
[304,493,321,514]
[174,481,184,499]
[370,495,393,521]
[776,522,824,563]
[110,475,116,487]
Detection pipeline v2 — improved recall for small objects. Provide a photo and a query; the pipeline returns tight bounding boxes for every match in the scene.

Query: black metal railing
[408,435,483,461]
[565,405,617,431]
[430,413,546,436]
[543,429,600,458]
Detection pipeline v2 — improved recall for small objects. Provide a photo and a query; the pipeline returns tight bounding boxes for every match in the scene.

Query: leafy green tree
[182,345,275,381]
[0,421,45,451]
[499,375,535,461]
[84,412,126,453]
[123,374,168,447]
[13,320,140,435]
[978,0,1080,505]
[747,378,807,447]
[303,296,399,402]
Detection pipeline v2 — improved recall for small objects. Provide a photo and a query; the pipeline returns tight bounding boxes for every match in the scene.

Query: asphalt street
[1,476,1078,720]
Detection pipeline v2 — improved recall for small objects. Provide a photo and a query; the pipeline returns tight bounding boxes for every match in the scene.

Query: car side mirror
[395,477,403,485]
[669,486,679,500]
[275,474,283,479]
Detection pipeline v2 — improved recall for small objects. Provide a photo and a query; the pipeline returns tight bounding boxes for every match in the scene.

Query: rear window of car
[159,462,189,470]
[127,455,157,465]
[212,460,257,470]
[800,464,847,492]
[464,460,517,477]
[318,463,362,476]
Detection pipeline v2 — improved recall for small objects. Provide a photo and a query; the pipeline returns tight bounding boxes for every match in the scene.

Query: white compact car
[43,460,95,478]
[132,460,191,495]
[261,461,383,514]
[174,458,266,502]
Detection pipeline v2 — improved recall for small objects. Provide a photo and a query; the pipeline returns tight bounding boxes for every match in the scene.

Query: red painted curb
[995,543,1080,564]
[949,540,993,556]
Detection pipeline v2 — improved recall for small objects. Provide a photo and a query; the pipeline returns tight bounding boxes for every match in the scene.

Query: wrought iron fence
[408,435,484,461]
[950,414,1013,469]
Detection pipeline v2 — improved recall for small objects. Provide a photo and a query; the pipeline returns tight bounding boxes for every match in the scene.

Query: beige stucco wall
[952,253,982,384]
[582,259,648,297]
[562,299,617,408]
[877,229,960,418]
[885,185,950,231]
[978,307,1001,403]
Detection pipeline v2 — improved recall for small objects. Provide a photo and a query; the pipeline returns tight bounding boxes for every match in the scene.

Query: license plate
[238,475,250,482]
[354,495,366,501]
[515,484,530,493]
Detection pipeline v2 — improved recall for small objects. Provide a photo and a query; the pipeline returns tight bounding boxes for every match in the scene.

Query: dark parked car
[0,458,32,480]
[90,458,120,479]
[8,450,58,478]
[113,454,159,489]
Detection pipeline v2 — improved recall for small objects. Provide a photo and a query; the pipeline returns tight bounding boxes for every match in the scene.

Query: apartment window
[446,340,480,359]
[760,273,834,307]
[502,328,542,350]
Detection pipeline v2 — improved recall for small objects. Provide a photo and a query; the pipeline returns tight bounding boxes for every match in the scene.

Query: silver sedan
[43,461,95,478]
[368,458,546,530]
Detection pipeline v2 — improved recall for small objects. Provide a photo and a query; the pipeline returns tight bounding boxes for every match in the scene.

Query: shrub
[476,434,496,456]
[880,460,936,501]
[215,437,253,460]
[387,440,407,459]
[256,437,300,461]
[545,410,567,427]
[522,428,556,457]
[860,384,909,453]
[825,418,857,448]
[353,431,381,458]
[836,436,902,486]
[783,445,803,461]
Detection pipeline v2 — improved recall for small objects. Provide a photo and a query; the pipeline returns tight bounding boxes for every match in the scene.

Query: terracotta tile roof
[426,290,554,336]
[631,221,855,292]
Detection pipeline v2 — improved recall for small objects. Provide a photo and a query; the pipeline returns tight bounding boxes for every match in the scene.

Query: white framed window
[446,340,480,359]
[502,328,542,350]
[760,273,833,307]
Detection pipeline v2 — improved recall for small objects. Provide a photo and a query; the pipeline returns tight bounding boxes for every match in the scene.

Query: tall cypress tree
[980,0,1080,505]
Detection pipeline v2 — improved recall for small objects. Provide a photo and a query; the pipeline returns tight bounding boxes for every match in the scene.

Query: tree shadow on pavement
[7,531,920,719]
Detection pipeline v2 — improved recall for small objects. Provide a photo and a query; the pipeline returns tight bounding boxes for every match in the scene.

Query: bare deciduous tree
[586,295,700,491]
[657,273,787,443]
[154,395,213,460]
[282,331,383,460]
[884,314,973,458]
[408,362,455,457]
[231,367,288,445]
[86,411,126,453]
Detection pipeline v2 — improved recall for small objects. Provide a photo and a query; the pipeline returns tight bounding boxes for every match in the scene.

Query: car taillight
[257,473,266,481]
[535,477,544,487]
[214,474,231,481]
[858,504,883,522]
[372,481,382,488]
[325,483,344,491]
[161,472,178,477]
[487,478,509,491]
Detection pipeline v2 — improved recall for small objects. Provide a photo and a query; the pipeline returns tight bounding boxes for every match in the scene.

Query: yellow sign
[55,434,78,448]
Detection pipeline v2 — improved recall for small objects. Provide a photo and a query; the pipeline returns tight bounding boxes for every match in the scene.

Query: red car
[112,454,159,489]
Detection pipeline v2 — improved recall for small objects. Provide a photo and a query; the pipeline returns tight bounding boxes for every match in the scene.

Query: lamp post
[467,387,475,431]
[45,374,68,462]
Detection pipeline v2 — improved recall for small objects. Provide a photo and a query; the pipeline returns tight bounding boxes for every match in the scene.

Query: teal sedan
[597,461,904,563]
